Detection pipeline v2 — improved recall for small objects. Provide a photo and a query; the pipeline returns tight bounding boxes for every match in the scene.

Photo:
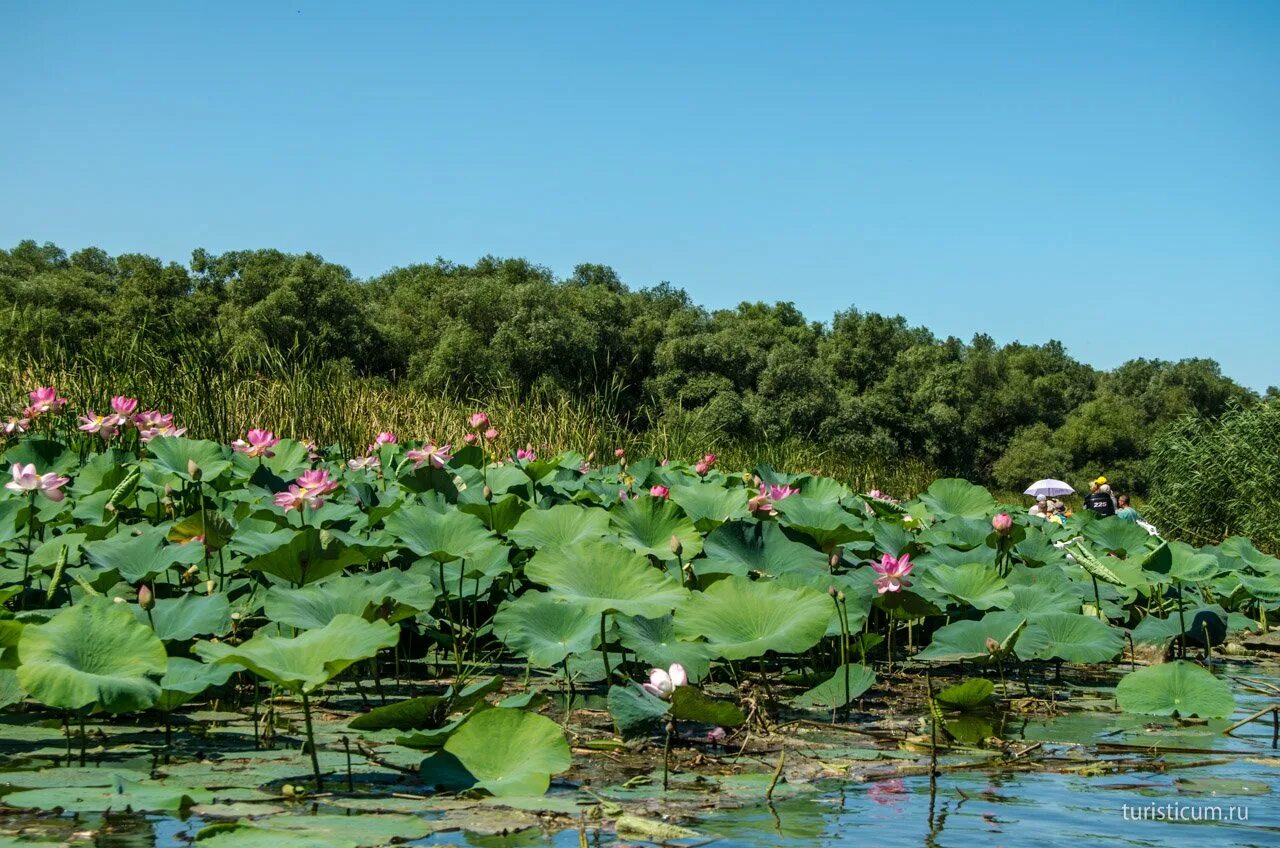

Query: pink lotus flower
[579,461,591,474]
[406,443,452,470]
[694,453,717,475]
[300,438,321,461]
[871,553,913,594]
[867,489,884,500]
[232,429,280,458]
[27,387,68,415]
[110,396,139,417]
[642,663,688,700]
[706,726,727,744]
[516,446,537,461]
[749,481,799,515]
[467,412,490,429]
[275,468,340,512]
[134,411,186,442]
[77,411,119,440]
[369,431,397,452]
[868,778,907,805]
[992,512,1013,534]
[6,463,70,502]
[483,427,499,441]
[649,485,670,499]
[463,432,477,445]
[614,448,626,459]
[3,417,29,436]
[347,455,380,471]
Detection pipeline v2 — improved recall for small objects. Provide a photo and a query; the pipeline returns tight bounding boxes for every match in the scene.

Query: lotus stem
[300,689,323,792]
[1090,575,1104,621]
[662,720,673,790]
[599,612,612,682]
[1176,581,1187,659]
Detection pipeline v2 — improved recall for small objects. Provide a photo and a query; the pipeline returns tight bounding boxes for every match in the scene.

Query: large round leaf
[772,498,865,551]
[18,597,167,712]
[1115,660,1234,719]
[383,504,495,562]
[609,497,702,562]
[917,479,996,519]
[507,504,610,549]
[1014,613,1123,663]
[132,592,231,641]
[443,707,571,796]
[1083,517,1155,558]
[155,657,236,712]
[914,612,1026,662]
[615,614,714,681]
[491,592,599,667]
[245,527,369,586]
[672,576,830,660]
[919,563,1014,611]
[196,614,399,693]
[667,483,750,531]
[145,436,232,482]
[83,526,204,583]
[700,521,827,578]
[524,540,689,618]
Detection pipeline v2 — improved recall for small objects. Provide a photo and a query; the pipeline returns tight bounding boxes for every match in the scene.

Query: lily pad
[443,707,571,796]
[1115,660,1234,719]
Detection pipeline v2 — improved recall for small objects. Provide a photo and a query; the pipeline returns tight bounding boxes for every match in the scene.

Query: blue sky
[3,2,1276,390]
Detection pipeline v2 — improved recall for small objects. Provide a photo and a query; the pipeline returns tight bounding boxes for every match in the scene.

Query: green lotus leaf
[609,496,703,561]
[671,685,746,726]
[1000,584,1080,616]
[132,591,231,641]
[82,525,204,582]
[919,563,1014,610]
[1132,606,1228,648]
[17,597,167,712]
[1164,541,1222,583]
[1014,530,1070,568]
[607,682,671,738]
[524,540,690,618]
[772,497,866,551]
[1083,517,1155,557]
[196,614,398,693]
[791,663,876,710]
[919,517,994,550]
[458,492,528,534]
[244,527,368,586]
[615,614,714,681]
[155,656,235,712]
[265,571,435,630]
[5,438,75,474]
[667,482,750,531]
[145,436,232,482]
[1115,660,1234,719]
[700,521,827,578]
[672,576,831,660]
[507,503,611,549]
[214,813,433,847]
[443,707,571,796]
[917,478,996,519]
[1013,613,1123,663]
[934,678,995,709]
[491,592,599,667]
[383,503,496,562]
[913,611,1026,662]
[3,773,212,813]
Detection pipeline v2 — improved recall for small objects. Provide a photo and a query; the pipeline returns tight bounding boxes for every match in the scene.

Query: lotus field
[2,387,1279,844]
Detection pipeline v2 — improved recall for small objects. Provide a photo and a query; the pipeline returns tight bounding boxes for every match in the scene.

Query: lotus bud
[482,485,493,501]
[230,612,242,621]
[837,591,846,602]
[183,564,199,579]
[992,513,1013,534]
[985,637,1000,654]
[829,552,842,568]
[187,459,201,480]
[463,432,477,445]
[669,535,683,557]
[113,596,126,604]
[827,585,838,597]
[138,584,154,610]
[483,427,499,441]
[665,719,676,735]
[586,451,596,463]
[206,579,216,595]
[615,448,625,458]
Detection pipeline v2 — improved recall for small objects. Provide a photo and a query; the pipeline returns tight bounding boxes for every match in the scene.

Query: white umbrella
[1024,479,1074,498]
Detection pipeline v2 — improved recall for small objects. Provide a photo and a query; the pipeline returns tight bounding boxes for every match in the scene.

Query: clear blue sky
[3,2,1276,390]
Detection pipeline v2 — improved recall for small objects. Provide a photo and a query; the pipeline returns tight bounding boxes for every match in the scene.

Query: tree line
[1,239,1267,493]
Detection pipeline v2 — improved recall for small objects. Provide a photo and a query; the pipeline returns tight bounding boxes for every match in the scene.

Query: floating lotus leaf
[670,685,746,726]
[1013,613,1123,663]
[196,614,399,693]
[507,503,611,549]
[609,496,703,561]
[1116,660,1234,719]
[917,478,996,519]
[672,576,831,660]
[211,813,434,847]
[3,773,212,813]
[934,678,995,708]
[17,597,167,712]
[442,707,571,796]
[491,592,599,667]
[155,657,236,712]
[524,540,689,618]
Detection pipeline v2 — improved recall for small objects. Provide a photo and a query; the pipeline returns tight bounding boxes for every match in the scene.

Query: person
[1029,495,1048,518]
[1116,495,1141,523]
[1044,501,1066,525]
[1082,476,1117,518]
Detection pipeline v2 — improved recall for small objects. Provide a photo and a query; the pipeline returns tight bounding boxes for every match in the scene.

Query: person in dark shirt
[1082,477,1117,517]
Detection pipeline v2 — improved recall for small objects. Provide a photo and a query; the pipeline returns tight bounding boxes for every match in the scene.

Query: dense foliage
[1,239,1265,493]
